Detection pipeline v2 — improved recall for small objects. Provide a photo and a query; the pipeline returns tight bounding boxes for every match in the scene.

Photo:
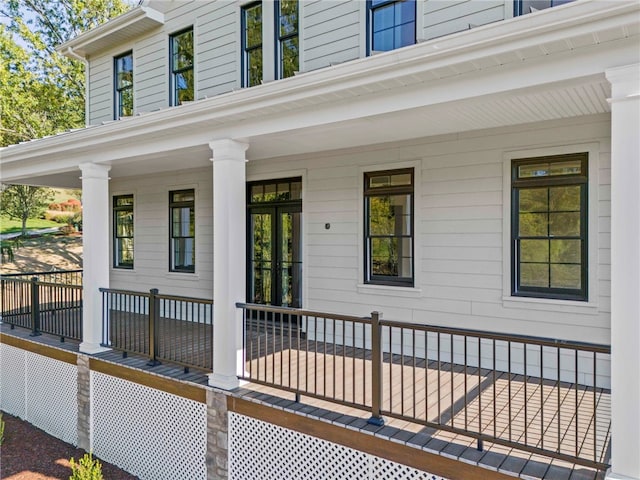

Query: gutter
[64,47,90,128]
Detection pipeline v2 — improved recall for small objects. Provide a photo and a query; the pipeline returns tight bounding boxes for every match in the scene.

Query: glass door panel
[279,210,302,308]
[250,212,273,304]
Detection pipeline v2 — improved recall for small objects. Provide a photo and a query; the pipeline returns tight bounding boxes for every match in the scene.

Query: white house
[1,1,638,479]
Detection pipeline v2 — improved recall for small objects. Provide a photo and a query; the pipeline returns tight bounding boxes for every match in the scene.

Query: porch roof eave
[0,0,637,186]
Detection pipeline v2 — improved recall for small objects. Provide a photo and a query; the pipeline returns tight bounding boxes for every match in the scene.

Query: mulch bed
[0,413,138,480]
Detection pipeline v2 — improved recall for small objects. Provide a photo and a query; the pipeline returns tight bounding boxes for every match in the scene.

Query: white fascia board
[2,0,637,164]
[55,6,164,58]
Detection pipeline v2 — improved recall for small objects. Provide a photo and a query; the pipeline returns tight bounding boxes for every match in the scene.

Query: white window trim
[357,160,423,297]
[502,143,599,314]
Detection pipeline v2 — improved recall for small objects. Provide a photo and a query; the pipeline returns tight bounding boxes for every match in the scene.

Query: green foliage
[1,185,54,236]
[0,0,132,147]
[69,452,103,480]
[0,412,5,445]
[0,215,60,234]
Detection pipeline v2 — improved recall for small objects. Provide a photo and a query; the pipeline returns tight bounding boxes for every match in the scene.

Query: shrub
[49,202,61,211]
[0,412,5,445]
[60,225,76,235]
[69,452,103,480]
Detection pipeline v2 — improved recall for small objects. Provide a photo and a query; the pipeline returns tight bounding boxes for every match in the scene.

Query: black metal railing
[237,302,611,470]
[0,270,83,341]
[100,287,213,372]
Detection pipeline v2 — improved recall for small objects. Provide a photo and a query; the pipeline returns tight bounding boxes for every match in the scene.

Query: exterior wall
[246,114,611,345]
[302,0,361,72]
[109,167,213,299]
[86,0,519,125]
[422,0,507,41]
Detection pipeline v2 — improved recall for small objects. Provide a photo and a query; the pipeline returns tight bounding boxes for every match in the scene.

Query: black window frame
[169,189,196,273]
[367,0,416,55]
[114,51,133,119]
[169,27,194,106]
[113,194,134,269]
[511,153,588,301]
[242,2,263,88]
[364,168,414,287]
[275,0,299,80]
[514,0,574,17]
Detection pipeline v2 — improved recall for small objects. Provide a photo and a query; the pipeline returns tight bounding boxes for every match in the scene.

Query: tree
[0,0,131,147]
[0,185,53,236]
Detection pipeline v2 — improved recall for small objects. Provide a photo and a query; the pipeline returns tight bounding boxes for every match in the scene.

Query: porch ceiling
[0,0,637,188]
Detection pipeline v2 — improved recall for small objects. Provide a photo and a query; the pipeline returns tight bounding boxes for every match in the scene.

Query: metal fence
[0,270,83,341]
[100,288,213,371]
[237,302,611,470]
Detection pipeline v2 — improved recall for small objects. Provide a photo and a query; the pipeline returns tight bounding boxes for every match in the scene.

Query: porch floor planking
[242,322,610,479]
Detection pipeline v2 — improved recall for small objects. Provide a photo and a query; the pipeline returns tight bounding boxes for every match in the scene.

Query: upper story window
[242,2,263,87]
[515,0,574,16]
[113,195,134,269]
[169,189,195,273]
[114,52,133,118]
[369,0,416,53]
[364,168,414,286]
[170,28,194,106]
[511,154,588,301]
[276,0,298,79]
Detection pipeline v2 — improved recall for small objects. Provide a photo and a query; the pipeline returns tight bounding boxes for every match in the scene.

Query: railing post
[368,311,384,427]
[30,277,41,337]
[147,288,161,366]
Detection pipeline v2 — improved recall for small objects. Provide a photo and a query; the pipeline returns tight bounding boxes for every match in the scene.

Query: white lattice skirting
[0,343,78,445]
[91,371,207,480]
[229,412,449,480]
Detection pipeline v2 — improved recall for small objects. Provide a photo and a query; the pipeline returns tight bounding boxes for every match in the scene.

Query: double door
[248,204,302,308]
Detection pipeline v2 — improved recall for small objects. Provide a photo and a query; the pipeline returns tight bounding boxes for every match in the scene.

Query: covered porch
[1,2,638,478]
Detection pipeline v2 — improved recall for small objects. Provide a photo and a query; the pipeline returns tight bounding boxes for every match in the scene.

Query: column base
[79,342,111,355]
[605,470,639,480]
[208,372,240,391]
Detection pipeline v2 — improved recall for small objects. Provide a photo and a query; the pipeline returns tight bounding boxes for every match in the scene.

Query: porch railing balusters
[236,302,610,471]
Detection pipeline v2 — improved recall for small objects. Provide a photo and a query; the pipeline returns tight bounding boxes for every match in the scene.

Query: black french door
[247,178,302,309]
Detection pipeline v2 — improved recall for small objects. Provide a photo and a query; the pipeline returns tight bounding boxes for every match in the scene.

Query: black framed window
[113,195,134,269]
[364,169,414,286]
[170,28,194,106]
[242,2,263,87]
[170,189,195,273]
[276,0,298,79]
[514,0,574,16]
[512,153,588,301]
[114,51,133,118]
[369,0,416,53]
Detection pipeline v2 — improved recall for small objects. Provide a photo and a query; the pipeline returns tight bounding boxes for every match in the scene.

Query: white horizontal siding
[422,0,506,41]
[302,0,361,72]
[109,167,213,300]
[245,115,611,345]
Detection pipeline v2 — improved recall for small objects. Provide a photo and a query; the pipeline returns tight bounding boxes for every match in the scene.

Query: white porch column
[208,139,248,390]
[79,163,111,354]
[606,63,640,480]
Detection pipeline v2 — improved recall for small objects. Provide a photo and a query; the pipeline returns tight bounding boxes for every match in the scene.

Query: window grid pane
[113,195,134,269]
[243,3,263,87]
[170,189,195,272]
[115,52,133,118]
[371,0,416,52]
[364,168,414,286]
[512,153,587,300]
[170,28,194,105]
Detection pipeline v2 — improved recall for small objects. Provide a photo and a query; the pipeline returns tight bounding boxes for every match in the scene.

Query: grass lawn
[0,216,60,234]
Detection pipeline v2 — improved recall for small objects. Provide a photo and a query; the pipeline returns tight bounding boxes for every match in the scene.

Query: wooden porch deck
[242,323,611,479]
[0,319,610,479]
